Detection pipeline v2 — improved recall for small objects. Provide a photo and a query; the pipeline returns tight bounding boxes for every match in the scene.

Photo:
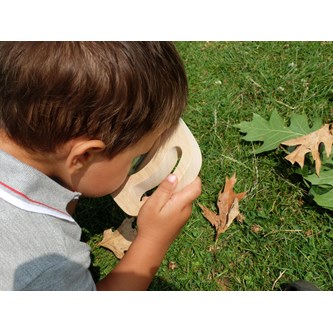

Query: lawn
[75,42,333,291]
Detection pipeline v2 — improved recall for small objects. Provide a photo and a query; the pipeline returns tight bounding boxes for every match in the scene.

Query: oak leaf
[282,124,333,175]
[235,110,322,154]
[199,174,246,240]
[98,217,137,259]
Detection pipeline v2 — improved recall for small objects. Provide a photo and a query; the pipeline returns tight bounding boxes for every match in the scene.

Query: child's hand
[136,174,202,251]
[98,175,201,291]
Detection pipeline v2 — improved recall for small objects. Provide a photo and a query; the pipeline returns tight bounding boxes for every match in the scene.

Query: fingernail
[167,174,177,183]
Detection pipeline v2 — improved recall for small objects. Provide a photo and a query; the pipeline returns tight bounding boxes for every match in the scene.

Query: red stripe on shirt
[0,180,69,216]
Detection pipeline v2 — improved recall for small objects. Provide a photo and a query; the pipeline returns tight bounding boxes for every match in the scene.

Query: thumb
[147,174,178,212]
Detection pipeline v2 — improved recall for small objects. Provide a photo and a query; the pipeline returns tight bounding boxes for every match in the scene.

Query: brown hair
[0,42,188,157]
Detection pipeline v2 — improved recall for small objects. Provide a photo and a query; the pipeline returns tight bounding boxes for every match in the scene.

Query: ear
[66,139,106,174]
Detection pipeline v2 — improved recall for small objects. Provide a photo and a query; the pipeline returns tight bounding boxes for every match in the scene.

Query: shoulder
[0,202,94,290]
[17,253,96,291]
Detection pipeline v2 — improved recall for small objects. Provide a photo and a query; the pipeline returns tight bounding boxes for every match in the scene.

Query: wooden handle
[112,119,202,216]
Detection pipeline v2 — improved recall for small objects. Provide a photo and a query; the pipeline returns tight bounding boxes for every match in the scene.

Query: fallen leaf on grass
[216,278,231,291]
[305,229,313,237]
[282,124,333,175]
[98,217,137,259]
[168,261,177,270]
[251,224,262,233]
[199,173,246,240]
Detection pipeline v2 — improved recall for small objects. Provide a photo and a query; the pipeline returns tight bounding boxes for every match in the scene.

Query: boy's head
[0,42,188,158]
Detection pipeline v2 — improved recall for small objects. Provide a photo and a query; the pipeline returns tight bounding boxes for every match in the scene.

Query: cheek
[71,157,133,197]
[80,170,129,197]
[110,171,129,192]
[99,162,131,193]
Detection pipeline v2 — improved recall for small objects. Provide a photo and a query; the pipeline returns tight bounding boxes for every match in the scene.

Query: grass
[75,42,333,291]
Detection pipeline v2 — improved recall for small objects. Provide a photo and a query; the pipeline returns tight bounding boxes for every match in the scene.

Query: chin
[80,190,112,198]
[68,186,99,197]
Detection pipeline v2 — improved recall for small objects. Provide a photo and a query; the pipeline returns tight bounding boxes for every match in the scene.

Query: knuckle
[182,204,193,218]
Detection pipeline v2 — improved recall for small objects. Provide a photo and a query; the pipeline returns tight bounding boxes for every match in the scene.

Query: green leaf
[304,170,333,187]
[309,186,333,211]
[303,153,333,187]
[235,110,322,154]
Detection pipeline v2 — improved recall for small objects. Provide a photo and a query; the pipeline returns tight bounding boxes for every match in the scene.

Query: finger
[171,176,202,208]
[146,174,178,211]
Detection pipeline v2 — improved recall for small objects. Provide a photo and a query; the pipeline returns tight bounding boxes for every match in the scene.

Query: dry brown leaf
[251,224,262,233]
[199,173,246,240]
[168,261,177,270]
[98,217,137,259]
[216,277,231,291]
[282,124,333,175]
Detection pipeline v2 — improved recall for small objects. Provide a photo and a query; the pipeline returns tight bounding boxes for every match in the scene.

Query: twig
[264,229,302,237]
[249,78,265,91]
[215,135,256,173]
[269,193,280,213]
[249,142,259,193]
[213,109,217,134]
[274,99,297,110]
[218,153,254,172]
[273,169,305,191]
[272,270,286,290]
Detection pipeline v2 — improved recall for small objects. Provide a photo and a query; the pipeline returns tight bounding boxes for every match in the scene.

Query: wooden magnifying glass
[112,119,202,216]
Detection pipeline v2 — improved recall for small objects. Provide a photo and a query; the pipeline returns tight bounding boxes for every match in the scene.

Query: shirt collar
[0,149,81,222]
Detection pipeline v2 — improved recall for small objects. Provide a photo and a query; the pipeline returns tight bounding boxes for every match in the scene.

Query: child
[0,42,201,290]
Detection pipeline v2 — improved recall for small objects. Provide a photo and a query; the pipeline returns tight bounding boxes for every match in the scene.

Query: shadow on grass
[74,195,127,285]
[149,276,179,291]
[75,196,180,291]
[273,153,333,217]
[88,252,102,284]
[75,195,127,242]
